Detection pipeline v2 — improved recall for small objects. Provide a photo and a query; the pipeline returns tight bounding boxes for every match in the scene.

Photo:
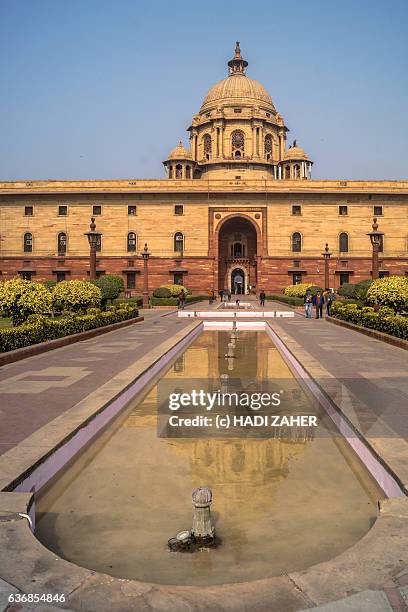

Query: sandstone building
[0,43,407,293]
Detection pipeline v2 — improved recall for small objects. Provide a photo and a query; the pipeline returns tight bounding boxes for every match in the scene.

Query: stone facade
[0,44,407,293]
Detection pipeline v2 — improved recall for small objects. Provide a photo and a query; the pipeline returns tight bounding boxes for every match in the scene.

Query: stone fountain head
[191,486,215,541]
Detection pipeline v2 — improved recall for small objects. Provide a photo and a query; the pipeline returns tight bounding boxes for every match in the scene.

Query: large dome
[200,74,275,113]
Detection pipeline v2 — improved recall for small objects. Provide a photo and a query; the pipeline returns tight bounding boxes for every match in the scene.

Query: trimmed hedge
[266,294,304,306]
[0,306,139,353]
[113,297,143,308]
[331,302,408,340]
[151,294,208,307]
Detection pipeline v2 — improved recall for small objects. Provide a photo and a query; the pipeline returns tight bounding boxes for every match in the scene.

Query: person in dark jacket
[312,291,324,319]
[178,289,186,309]
[259,290,266,307]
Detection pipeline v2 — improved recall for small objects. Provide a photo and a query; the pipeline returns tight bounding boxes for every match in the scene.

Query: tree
[0,277,52,326]
[91,275,124,308]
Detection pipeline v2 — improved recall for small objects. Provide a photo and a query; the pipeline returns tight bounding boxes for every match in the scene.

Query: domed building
[0,43,406,293]
[165,43,312,181]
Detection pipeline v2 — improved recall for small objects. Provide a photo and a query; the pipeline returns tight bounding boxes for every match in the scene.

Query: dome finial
[228,41,248,75]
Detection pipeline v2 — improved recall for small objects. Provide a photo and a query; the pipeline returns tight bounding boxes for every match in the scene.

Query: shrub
[331,302,408,340]
[42,280,57,292]
[52,280,101,313]
[366,276,408,313]
[113,297,143,308]
[338,283,356,298]
[266,294,304,306]
[91,275,124,307]
[161,284,190,296]
[0,277,52,326]
[307,285,323,296]
[353,279,373,301]
[283,283,312,298]
[0,306,139,353]
[153,287,172,298]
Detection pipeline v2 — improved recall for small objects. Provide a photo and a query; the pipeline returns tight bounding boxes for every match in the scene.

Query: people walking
[178,289,186,309]
[259,290,266,307]
[304,289,313,318]
[313,291,324,319]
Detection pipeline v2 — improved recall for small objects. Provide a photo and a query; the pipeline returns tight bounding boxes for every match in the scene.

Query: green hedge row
[331,303,408,340]
[266,294,304,306]
[150,294,208,306]
[0,306,139,353]
[113,297,143,307]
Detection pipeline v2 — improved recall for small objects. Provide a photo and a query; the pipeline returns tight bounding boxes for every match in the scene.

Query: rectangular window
[24,206,33,216]
[173,355,185,373]
[339,272,350,286]
[127,272,136,289]
[374,205,383,216]
[293,260,301,268]
[174,272,184,285]
[128,205,137,215]
[339,205,348,215]
[58,205,68,216]
[292,272,302,285]
[92,205,102,216]
[234,108,242,113]
[174,205,184,215]
[379,271,389,278]
[235,176,241,180]
[292,205,301,216]
[56,272,66,283]
[20,271,32,281]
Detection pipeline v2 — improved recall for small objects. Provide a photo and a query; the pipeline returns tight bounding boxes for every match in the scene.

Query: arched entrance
[231,268,245,294]
[217,216,258,293]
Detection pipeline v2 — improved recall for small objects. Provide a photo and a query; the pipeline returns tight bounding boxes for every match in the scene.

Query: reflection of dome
[200,42,276,113]
[167,141,192,160]
[200,75,275,112]
[284,145,310,161]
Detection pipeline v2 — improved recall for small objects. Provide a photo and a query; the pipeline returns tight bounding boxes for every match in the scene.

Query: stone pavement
[0,306,194,457]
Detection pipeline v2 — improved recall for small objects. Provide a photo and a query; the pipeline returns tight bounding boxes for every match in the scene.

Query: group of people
[304,288,334,319]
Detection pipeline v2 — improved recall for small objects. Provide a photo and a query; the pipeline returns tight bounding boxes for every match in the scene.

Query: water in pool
[35,331,384,586]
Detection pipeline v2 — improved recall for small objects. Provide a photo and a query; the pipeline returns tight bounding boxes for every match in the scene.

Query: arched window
[175,164,183,178]
[57,232,67,255]
[127,232,137,252]
[264,134,272,160]
[339,232,349,252]
[285,165,291,179]
[174,232,184,253]
[203,134,212,160]
[292,232,302,252]
[231,130,245,158]
[232,242,245,257]
[24,232,33,253]
[185,165,191,179]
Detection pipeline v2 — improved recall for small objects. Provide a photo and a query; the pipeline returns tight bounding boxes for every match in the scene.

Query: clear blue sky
[1,0,407,181]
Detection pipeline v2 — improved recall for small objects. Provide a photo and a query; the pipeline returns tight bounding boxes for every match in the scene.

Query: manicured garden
[331,276,408,340]
[0,276,140,353]
[151,284,208,306]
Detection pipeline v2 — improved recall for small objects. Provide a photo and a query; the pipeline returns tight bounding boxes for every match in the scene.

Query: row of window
[292,205,384,216]
[22,204,385,217]
[22,232,185,254]
[23,205,185,216]
[21,230,386,255]
[291,232,383,253]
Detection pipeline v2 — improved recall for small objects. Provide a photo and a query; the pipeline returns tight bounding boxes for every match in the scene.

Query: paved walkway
[0,307,195,456]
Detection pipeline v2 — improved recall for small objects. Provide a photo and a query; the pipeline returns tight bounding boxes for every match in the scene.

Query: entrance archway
[231,268,245,294]
[217,216,258,292]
